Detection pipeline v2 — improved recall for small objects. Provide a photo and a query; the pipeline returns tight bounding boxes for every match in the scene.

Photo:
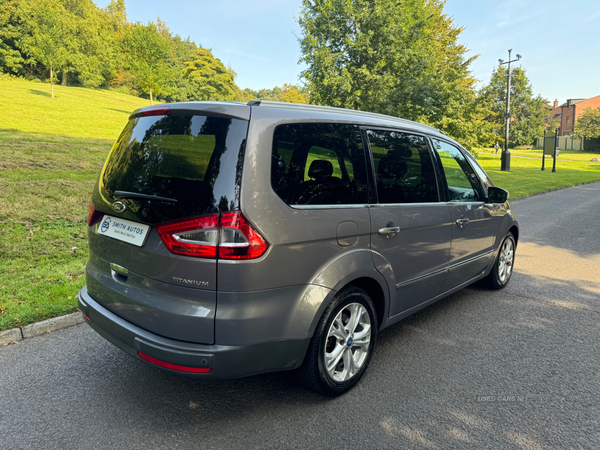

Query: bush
[583,137,600,153]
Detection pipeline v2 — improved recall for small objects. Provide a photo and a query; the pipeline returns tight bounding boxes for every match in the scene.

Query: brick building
[545,95,600,136]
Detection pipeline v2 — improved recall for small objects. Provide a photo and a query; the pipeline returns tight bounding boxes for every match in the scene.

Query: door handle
[378,226,400,238]
[456,218,469,228]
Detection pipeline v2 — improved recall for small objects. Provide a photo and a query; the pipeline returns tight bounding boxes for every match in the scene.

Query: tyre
[297,286,377,396]
[485,232,516,290]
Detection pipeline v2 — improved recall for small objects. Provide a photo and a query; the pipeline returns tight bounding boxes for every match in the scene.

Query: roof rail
[246,100,439,133]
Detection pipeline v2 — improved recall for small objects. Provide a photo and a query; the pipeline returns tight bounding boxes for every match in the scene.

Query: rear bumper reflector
[138,351,212,373]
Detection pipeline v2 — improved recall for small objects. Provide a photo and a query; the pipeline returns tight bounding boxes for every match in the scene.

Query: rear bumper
[78,286,311,379]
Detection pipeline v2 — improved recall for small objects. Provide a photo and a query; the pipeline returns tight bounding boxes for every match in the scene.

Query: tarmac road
[2,183,600,450]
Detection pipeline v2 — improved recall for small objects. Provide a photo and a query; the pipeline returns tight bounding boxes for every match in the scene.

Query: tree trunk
[50,66,54,99]
[149,87,153,105]
[61,70,67,86]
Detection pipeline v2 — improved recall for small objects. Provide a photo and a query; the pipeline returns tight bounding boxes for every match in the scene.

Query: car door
[366,129,452,316]
[430,139,496,292]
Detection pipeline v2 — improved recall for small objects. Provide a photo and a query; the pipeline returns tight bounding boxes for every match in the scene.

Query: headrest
[388,146,413,158]
[308,160,333,180]
[378,157,407,179]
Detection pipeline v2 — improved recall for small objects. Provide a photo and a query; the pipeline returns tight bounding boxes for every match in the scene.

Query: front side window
[431,139,482,202]
[271,124,368,205]
[367,130,438,204]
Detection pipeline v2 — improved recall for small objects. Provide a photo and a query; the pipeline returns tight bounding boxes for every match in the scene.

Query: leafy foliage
[0,0,28,74]
[574,107,600,152]
[237,84,309,104]
[182,47,238,101]
[281,84,308,103]
[121,22,171,104]
[102,0,127,34]
[59,0,117,88]
[18,0,69,97]
[2,0,308,105]
[297,0,490,149]
[480,65,548,147]
[574,107,600,139]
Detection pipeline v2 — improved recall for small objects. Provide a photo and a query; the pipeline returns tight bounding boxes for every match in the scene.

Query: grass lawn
[0,129,112,332]
[475,152,600,198]
[0,76,152,139]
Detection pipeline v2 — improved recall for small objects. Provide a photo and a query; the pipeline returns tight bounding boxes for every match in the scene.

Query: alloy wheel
[323,302,372,382]
[498,238,514,283]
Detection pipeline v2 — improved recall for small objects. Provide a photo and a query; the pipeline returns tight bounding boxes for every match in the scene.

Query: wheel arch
[509,225,519,245]
[305,249,391,337]
[346,277,386,330]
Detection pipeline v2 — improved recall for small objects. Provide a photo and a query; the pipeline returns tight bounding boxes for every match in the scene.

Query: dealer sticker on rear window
[97,215,150,247]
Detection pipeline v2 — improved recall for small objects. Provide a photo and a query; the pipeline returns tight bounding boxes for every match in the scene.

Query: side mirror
[487,186,509,203]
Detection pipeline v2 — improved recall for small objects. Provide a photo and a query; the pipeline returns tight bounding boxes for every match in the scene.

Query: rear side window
[271,124,368,206]
[96,114,248,224]
[366,130,439,204]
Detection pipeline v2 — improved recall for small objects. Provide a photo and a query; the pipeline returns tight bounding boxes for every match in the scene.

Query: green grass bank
[0,76,151,139]
[0,129,111,332]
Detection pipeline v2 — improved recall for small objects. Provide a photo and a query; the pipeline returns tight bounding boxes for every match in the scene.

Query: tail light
[87,201,103,226]
[157,215,220,259]
[157,211,268,260]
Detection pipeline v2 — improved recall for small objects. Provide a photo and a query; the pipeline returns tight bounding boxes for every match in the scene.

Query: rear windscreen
[94,114,248,224]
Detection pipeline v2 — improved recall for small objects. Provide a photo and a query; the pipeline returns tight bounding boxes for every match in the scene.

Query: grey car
[79,101,518,395]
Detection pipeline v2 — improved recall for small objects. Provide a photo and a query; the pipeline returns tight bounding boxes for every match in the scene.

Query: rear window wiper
[114,190,178,203]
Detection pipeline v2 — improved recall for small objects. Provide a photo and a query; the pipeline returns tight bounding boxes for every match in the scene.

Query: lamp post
[498,49,521,172]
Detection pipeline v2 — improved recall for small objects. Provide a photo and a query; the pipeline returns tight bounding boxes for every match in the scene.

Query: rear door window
[95,114,248,224]
[271,123,368,206]
[366,130,439,204]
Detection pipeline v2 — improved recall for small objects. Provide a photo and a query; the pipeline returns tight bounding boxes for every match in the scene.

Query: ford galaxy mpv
[80,101,518,395]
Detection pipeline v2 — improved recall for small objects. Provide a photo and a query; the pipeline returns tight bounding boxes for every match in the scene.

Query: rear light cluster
[87,202,103,227]
[157,211,268,260]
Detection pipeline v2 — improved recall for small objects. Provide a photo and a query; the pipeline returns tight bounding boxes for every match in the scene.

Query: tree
[253,87,283,102]
[0,0,28,75]
[160,34,199,102]
[19,2,67,98]
[480,65,548,147]
[58,0,117,88]
[545,116,560,132]
[574,107,600,152]
[281,84,307,103]
[181,47,238,101]
[102,0,127,34]
[574,107,600,139]
[298,0,490,149]
[121,22,171,104]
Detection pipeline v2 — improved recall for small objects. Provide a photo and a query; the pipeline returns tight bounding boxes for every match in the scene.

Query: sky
[95,0,600,104]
